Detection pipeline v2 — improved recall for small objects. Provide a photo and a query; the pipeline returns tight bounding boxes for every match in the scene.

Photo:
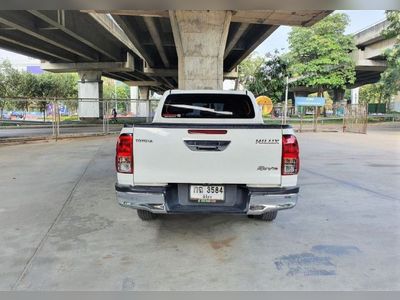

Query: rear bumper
[116,185,167,213]
[246,187,298,215]
[115,184,298,215]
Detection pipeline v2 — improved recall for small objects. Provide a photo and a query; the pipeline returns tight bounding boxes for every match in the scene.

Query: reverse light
[116,134,133,173]
[282,135,299,175]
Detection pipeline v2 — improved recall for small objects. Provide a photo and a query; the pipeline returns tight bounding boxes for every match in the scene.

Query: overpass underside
[0,10,331,117]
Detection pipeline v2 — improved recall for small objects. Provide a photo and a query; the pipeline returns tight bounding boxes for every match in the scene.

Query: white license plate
[190,185,225,203]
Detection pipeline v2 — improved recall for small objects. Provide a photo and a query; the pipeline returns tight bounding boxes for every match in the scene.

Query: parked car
[11,112,24,119]
[115,90,300,222]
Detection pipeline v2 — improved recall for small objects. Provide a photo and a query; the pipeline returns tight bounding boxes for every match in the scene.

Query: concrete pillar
[138,86,150,120]
[130,86,139,115]
[130,86,151,118]
[138,86,149,100]
[351,87,360,105]
[78,71,102,119]
[390,91,400,112]
[169,10,231,90]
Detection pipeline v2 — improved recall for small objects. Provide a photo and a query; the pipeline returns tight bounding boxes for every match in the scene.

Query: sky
[255,10,386,55]
[0,10,387,67]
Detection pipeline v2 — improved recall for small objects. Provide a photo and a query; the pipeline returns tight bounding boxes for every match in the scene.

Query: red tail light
[282,135,299,175]
[116,134,133,173]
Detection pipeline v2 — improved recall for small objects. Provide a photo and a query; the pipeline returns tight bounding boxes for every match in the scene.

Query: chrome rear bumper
[116,184,298,215]
[116,185,167,213]
[246,192,298,215]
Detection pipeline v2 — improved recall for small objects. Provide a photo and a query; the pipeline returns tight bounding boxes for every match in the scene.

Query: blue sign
[26,65,44,74]
[295,97,325,107]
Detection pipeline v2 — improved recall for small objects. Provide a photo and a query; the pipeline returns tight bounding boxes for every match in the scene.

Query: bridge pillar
[130,85,150,119]
[169,10,231,90]
[130,86,139,115]
[138,86,151,122]
[138,86,150,100]
[78,71,103,119]
[390,92,400,112]
[351,88,360,104]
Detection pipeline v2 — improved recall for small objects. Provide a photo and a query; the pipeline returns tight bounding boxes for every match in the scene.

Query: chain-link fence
[0,97,159,141]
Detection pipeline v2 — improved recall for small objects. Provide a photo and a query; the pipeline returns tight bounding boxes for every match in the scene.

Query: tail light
[116,134,133,173]
[282,135,299,175]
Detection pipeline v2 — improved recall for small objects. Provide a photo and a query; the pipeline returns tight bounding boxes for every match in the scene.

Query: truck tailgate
[133,125,283,185]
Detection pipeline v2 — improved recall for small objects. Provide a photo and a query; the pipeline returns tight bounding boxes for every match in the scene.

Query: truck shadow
[155,213,256,233]
[150,214,270,254]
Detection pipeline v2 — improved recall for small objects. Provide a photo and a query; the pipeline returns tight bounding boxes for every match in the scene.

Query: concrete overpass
[0,10,331,117]
[350,19,398,105]
[351,19,396,88]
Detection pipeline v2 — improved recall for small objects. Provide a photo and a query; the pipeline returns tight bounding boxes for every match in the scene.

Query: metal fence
[265,102,348,132]
[0,97,159,141]
[343,104,368,134]
[1,97,397,141]
[265,102,395,134]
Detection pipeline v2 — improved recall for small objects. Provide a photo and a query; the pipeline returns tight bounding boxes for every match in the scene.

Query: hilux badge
[257,166,278,171]
[256,138,279,144]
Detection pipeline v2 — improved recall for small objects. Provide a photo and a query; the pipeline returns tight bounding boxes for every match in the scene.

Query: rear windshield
[161,93,255,119]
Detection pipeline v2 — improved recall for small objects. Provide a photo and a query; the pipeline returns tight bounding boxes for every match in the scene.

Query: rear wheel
[254,211,278,222]
[137,209,158,221]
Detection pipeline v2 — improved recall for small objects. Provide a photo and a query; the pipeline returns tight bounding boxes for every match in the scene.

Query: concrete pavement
[0,128,399,290]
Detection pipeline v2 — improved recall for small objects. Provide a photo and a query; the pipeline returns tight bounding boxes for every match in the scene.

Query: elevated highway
[352,19,396,87]
[0,10,331,117]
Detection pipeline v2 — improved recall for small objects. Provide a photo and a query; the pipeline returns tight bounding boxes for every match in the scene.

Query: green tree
[103,78,130,99]
[0,63,9,119]
[35,73,78,121]
[238,53,265,93]
[287,13,356,99]
[380,10,400,102]
[239,51,289,101]
[18,72,41,119]
[103,77,130,112]
[0,60,78,121]
[359,83,386,104]
[0,60,23,119]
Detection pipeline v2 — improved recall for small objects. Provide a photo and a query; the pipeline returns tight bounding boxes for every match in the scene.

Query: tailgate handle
[184,140,231,152]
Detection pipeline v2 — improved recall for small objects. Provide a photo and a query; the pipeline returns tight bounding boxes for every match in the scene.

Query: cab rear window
[161,94,255,119]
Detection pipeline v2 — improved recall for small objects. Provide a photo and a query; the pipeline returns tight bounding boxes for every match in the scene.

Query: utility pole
[114,80,117,111]
[284,76,289,125]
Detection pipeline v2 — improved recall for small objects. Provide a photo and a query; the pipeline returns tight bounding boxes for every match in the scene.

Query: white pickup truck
[115,90,299,222]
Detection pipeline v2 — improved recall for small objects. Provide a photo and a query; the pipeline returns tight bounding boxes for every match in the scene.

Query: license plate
[190,185,225,203]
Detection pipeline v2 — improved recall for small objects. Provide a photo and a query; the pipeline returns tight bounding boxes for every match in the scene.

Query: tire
[255,210,278,222]
[137,209,158,221]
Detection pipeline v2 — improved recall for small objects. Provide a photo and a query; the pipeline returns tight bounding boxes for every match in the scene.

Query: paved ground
[0,126,399,291]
